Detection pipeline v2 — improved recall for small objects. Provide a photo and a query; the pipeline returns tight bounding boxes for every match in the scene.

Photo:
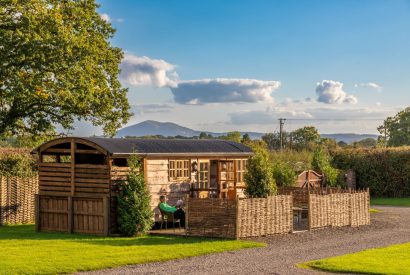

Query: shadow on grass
[0,224,234,247]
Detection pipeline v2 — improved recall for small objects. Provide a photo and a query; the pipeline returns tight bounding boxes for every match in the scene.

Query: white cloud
[131,104,174,115]
[100,13,110,22]
[316,80,358,104]
[229,107,312,125]
[116,18,124,23]
[120,54,179,88]
[170,78,281,104]
[354,82,382,92]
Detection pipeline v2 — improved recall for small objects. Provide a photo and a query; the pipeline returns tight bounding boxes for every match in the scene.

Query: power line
[286,118,385,121]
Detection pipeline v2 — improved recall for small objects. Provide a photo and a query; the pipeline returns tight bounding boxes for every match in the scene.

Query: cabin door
[218,160,235,199]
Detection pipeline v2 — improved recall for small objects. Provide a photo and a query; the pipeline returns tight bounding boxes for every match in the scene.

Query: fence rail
[0,176,38,225]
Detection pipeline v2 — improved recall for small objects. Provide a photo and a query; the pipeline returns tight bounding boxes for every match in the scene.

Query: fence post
[68,196,73,233]
[235,195,239,239]
[103,196,109,236]
[35,194,40,231]
[307,190,312,230]
[185,194,189,235]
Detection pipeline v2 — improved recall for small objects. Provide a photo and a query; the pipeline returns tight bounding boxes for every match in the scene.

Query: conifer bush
[117,155,153,236]
[245,144,277,197]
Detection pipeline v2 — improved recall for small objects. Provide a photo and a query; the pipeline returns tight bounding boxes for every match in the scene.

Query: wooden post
[235,195,240,239]
[185,194,189,236]
[307,190,312,230]
[35,194,40,232]
[103,196,109,236]
[70,140,76,196]
[68,196,73,233]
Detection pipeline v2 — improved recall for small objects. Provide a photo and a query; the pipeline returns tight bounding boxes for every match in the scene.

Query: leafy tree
[378,107,410,147]
[117,155,153,236]
[312,148,342,187]
[220,131,241,143]
[272,161,296,187]
[337,141,348,148]
[0,0,130,137]
[262,132,280,150]
[199,132,212,139]
[354,138,377,148]
[244,143,276,197]
[291,126,320,150]
[241,133,251,143]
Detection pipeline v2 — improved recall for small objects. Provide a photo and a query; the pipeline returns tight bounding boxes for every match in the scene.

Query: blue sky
[82,0,410,135]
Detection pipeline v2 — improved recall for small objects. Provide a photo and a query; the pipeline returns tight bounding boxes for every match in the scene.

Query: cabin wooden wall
[145,158,196,221]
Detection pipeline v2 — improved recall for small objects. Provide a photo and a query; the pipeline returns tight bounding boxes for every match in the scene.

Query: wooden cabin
[33,137,253,235]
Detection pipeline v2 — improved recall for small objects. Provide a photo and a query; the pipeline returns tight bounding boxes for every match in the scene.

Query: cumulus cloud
[316,80,358,104]
[170,78,281,104]
[354,82,382,92]
[120,54,179,88]
[100,13,110,22]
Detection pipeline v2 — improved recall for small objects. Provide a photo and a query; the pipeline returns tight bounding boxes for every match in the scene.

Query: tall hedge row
[331,147,410,197]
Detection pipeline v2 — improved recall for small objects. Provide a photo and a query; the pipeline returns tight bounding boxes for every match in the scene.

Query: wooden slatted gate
[36,195,109,235]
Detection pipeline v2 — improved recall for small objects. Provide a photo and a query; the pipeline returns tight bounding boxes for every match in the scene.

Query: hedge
[331,147,410,197]
[0,148,37,177]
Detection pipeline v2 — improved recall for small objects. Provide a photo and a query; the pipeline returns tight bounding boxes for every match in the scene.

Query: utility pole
[279,118,286,151]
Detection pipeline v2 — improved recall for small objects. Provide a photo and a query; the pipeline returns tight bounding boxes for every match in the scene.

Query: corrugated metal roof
[83,137,253,155]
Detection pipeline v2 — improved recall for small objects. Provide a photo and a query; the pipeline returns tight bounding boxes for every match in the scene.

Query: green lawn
[0,225,264,274]
[300,242,410,275]
[371,197,410,207]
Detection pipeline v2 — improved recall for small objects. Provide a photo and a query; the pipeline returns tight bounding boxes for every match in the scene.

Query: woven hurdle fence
[309,189,370,229]
[0,176,38,225]
[186,197,237,238]
[237,195,293,238]
[186,195,293,239]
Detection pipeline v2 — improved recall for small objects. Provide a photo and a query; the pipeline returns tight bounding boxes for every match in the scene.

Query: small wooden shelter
[33,137,252,235]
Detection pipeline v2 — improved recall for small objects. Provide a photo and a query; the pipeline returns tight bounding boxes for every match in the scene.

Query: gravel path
[84,206,410,275]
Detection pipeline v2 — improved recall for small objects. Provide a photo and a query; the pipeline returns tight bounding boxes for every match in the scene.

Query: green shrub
[245,143,277,197]
[269,150,313,171]
[0,148,37,177]
[272,161,297,187]
[117,155,153,236]
[332,147,410,197]
[313,148,343,187]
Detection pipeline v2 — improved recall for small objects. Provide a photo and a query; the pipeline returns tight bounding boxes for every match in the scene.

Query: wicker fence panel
[186,198,237,238]
[0,176,38,225]
[308,189,370,230]
[329,193,350,227]
[237,195,293,238]
[350,191,370,227]
[309,194,331,228]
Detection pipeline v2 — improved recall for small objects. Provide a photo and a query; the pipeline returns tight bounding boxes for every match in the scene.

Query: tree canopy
[0,0,130,137]
[378,107,410,147]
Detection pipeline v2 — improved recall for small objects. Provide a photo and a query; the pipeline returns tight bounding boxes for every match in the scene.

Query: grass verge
[0,225,264,274]
[370,208,380,213]
[370,197,410,207]
[299,242,410,275]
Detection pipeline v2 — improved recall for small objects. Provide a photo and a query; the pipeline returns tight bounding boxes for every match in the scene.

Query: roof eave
[110,152,254,157]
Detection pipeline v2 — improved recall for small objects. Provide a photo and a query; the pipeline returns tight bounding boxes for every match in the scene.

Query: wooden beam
[44,148,102,155]
[71,140,75,196]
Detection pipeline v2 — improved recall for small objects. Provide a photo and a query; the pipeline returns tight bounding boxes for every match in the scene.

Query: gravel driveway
[84,206,410,275]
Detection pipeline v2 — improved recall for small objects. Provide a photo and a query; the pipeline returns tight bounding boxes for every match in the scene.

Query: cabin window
[112,158,128,167]
[235,159,248,183]
[198,161,209,189]
[169,160,190,180]
[42,154,57,163]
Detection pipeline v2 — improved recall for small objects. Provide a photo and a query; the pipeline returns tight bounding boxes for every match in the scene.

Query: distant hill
[116,120,378,143]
